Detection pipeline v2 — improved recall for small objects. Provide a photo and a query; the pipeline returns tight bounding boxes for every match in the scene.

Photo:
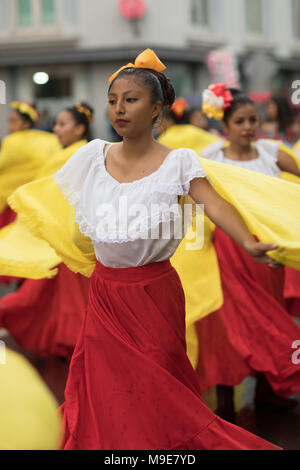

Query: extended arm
[277,149,300,177]
[189,177,279,267]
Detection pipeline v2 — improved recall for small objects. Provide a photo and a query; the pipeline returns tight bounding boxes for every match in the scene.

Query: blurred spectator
[259,94,297,147]
[188,108,222,137]
[188,108,209,130]
[36,108,55,133]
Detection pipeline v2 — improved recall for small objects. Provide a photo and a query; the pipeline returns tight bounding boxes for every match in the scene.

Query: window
[292,0,300,38]
[245,0,263,33]
[191,0,209,27]
[18,0,32,26]
[41,0,56,25]
[34,77,72,99]
[14,0,60,33]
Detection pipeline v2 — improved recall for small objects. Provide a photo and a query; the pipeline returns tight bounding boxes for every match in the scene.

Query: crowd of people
[1,48,300,450]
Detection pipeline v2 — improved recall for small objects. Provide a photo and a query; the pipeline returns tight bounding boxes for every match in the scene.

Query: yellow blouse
[0,129,61,213]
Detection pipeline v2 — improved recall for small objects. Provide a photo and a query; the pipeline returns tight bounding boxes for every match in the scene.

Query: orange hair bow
[108,48,166,83]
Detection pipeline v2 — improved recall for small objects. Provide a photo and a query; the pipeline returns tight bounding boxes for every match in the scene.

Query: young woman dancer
[34,50,286,450]
[0,102,60,285]
[0,104,93,360]
[196,85,300,420]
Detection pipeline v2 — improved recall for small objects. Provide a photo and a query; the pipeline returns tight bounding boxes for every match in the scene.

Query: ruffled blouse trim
[54,140,206,243]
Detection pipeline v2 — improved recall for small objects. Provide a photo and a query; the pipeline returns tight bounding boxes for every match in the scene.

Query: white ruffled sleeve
[256,139,280,162]
[176,148,207,194]
[54,139,106,206]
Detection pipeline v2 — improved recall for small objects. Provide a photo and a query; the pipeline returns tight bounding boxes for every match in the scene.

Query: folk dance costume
[0,141,90,360]
[0,129,60,285]
[196,140,300,397]
[30,138,280,450]
[9,127,300,448]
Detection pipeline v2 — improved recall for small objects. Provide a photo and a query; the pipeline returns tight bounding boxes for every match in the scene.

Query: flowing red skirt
[0,263,89,360]
[196,227,300,397]
[0,206,20,285]
[284,267,300,318]
[60,259,280,450]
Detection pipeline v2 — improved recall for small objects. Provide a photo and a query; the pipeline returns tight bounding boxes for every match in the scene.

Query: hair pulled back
[223,88,255,124]
[14,104,38,129]
[108,67,176,123]
[65,102,94,141]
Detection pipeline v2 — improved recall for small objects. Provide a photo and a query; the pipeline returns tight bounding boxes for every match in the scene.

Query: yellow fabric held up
[0,130,61,213]
[200,157,300,270]
[9,175,96,278]
[279,142,300,184]
[8,130,300,366]
[0,219,60,279]
[158,124,219,154]
[0,349,62,450]
[0,140,87,279]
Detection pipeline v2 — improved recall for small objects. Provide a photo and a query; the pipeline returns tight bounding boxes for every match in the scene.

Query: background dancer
[197,86,300,422]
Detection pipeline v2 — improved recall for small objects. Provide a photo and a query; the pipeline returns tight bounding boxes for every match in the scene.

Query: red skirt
[284,267,300,318]
[196,227,300,397]
[61,259,280,450]
[0,263,89,360]
[0,206,20,285]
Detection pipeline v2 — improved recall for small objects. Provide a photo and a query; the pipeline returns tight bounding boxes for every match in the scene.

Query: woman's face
[8,110,31,134]
[223,104,259,147]
[108,77,162,138]
[53,111,84,148]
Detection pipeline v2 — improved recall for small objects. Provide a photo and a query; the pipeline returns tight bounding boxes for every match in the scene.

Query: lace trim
[54,166,206,244]
[74,205,185,244]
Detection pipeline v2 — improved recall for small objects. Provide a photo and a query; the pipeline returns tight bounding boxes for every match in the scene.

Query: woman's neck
[121,133,157,160]
[225,142,256,161]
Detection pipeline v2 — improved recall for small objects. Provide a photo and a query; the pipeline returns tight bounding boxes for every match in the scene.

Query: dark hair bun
[156,72,176,107]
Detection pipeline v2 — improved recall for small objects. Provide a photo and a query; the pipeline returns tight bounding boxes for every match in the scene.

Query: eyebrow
[108,90,141,96]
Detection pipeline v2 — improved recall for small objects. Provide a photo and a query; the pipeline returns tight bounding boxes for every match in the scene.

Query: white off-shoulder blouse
[201,139,281,178]
[54,139,207,268]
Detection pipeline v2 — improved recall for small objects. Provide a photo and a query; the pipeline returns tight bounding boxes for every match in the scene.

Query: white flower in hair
[202,83,233,120]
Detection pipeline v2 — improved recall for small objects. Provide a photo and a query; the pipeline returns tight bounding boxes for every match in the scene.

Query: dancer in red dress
[0,104,93,360]
[47,50,283,449]
[197,86,300,420]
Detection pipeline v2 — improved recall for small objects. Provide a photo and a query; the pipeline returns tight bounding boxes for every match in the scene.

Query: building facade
[0,0,300,138]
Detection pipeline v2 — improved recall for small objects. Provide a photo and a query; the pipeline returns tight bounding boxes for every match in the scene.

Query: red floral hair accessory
[202,83,233,120]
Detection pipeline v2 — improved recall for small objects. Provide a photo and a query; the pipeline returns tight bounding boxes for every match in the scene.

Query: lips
[242,134,253,139]
[116,119,129,125]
